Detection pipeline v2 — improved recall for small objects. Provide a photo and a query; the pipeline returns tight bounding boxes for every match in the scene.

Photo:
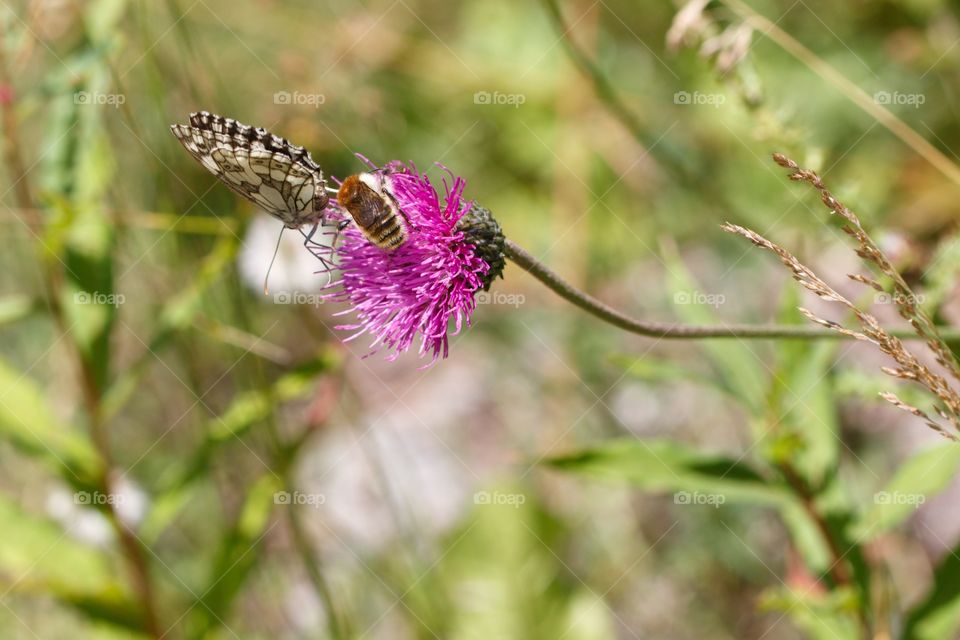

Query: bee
[337,172,409,250]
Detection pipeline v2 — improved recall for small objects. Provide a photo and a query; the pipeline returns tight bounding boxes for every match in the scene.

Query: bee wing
[170,111,329,228]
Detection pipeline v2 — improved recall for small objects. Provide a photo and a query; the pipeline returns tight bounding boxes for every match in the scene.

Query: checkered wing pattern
[170,112,330,228]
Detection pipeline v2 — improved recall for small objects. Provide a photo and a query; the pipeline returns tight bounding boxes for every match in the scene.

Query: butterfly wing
[170,111,330,228]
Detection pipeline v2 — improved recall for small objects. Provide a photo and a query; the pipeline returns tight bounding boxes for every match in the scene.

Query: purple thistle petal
[321,162,490,364]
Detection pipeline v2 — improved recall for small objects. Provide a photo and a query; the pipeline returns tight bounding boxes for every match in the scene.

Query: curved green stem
[505,239,960,341]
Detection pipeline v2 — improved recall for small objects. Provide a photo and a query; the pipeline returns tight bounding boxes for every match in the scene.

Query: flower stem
[504,239,960,341]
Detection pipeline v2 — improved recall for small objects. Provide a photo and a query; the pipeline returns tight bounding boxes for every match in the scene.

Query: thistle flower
[320,161,505,363]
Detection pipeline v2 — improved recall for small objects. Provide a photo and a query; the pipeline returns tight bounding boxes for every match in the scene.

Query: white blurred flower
[298,359,486,553]
[46,488,113,547]
[112,476,149,528]
[45,477,149,547]
[304,418,470,552]
[284,580,327,634]
[238,214,331,295]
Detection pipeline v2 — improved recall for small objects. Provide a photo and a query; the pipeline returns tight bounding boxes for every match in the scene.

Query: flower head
[320,161,504,363]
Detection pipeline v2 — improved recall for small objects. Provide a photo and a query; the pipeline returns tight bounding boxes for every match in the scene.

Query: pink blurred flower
[321,162,502,363]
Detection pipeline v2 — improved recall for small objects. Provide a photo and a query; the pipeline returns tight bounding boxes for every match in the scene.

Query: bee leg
[331,218,350,248]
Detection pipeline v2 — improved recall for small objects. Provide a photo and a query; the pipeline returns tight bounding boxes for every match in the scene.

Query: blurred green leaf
[207,356,333,443]
[609,353,734,399]
[101,237,238,420]
[922,235,960,314]
[188,473,282,638]
[51,62,118,393]
[905,541,960,640]
[835,369,931,407]
[660,241,767,412]
[759,586,860,640]
[0,295,39,327]
[141,354,335,542]
[545,438,790,505]
[849,444,960,540]
[609,353,697,384]
[779,501,833,573]
[0,495,141,632]
[423,484,616,639]
[0,359,100,485]
[770,291,841,486]
[84,0,131,42]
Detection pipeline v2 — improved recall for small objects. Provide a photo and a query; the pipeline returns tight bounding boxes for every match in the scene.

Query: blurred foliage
[4,0,960,638]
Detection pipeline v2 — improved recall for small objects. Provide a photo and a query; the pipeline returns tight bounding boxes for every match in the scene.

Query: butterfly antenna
[263,226,285,296]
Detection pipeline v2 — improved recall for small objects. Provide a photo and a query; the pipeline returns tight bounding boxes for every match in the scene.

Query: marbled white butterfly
[170,112,332,229]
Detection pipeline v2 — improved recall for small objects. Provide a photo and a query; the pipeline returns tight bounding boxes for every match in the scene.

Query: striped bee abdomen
[337,173,408,250]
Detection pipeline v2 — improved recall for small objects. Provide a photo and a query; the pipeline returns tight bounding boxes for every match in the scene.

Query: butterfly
[170,111,333,230]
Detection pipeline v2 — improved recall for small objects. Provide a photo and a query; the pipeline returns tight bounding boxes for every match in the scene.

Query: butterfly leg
[300,223,338,285]
[302,222,320,246]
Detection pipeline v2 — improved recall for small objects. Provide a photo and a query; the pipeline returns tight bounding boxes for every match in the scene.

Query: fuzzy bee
[336,172,409,250]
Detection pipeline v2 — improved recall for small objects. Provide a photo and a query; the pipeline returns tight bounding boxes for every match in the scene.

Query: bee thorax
[338,173,408,250]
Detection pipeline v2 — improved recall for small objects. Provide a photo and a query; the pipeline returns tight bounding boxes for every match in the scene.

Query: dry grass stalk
[722,154,960,440]
[879,392,956,441]
[667,0,753,75]
[771,153,960,383]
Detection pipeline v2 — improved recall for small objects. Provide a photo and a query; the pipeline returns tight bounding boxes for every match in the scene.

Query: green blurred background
[5,0,960,638]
